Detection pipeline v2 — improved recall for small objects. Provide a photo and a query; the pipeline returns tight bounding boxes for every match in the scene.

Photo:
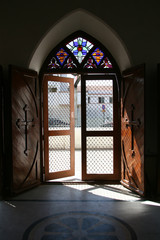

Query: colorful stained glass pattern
[47,35,114,70]
[84,57,97,69]
[56,48,68,65]
[48,57,60,69]
[64,57,77,69]
[92,48,104,65]
[66,37,94,63]
[100,57,113,68]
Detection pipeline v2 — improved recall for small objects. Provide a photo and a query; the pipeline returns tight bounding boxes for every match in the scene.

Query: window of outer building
[109,96,113,104]
[98,97,105,103]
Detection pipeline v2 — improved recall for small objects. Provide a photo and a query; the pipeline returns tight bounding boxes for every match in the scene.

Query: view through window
[48,74,114,181]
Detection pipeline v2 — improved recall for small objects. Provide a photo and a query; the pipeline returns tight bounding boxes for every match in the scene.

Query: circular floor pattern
[23,211,137,240]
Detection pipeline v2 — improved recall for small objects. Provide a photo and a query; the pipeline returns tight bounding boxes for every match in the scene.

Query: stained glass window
[56,48,68,65]
[66,37,94,63]
[92,48,104,65]
[84,57,97,69]
[47,33,114,70]
[100,57,113,68]
[64,57,77,69]
[48,57,60,69]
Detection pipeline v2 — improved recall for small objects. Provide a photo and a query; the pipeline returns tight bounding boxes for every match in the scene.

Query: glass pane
[86,80,113,131]
[87,137,113,174]
[100,57,113,68]
[63,57,77,69]
[92,48,104,65]
[48,81,70,130]
[48,57,60,69]
[66,37,94,63]
[49,136,70,173]
[84,57,97,68]
[56,48,68,65]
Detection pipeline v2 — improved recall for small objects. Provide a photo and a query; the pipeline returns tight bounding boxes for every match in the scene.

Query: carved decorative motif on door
[16,104,35,156]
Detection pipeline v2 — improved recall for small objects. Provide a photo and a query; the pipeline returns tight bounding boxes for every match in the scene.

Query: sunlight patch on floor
[65,183,141,201]
[88,188,140,201]
[63,184,94,191]
[141,201,160,207]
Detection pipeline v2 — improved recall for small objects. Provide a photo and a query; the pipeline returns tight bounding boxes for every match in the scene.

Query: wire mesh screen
[49,136,71,173]
[86,136,113,174]
[48,81,70,130]
[86,80,113,131]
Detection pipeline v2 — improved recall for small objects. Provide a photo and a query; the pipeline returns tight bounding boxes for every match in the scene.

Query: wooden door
[121,64,145,196]
[157,64,160,195]
[0,66,3,196]
[43,75,75,180]
[10,66,41,194]
[81,74,121,181]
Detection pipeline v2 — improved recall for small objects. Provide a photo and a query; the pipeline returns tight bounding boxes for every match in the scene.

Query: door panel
[0,66,3,196]
[11,66,41,194]
[121,64,145,196]
[82,75,120,181]
[43,75,75,180]
[86,136,114,174]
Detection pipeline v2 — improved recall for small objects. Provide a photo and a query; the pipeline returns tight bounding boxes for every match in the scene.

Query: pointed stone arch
[28,9,131,73]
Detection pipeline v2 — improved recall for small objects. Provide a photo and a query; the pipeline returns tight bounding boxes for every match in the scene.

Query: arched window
[41,31,119,73]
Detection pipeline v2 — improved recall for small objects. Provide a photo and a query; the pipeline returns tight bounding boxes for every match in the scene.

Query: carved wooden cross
[125,104,141,157]
[16,104,35,156]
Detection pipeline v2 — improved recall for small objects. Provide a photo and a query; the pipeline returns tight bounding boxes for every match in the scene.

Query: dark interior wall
[0,1,160,69]
[0,0,159,194]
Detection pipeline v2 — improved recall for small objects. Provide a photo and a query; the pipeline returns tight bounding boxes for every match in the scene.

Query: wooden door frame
[43,74,75,180]
[81,74,121,181]
[41,72,121,182]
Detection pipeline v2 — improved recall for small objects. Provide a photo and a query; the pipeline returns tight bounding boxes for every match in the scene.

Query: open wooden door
[121,64,145,196]
[43,75,75,180]
[81,74,121,181]
[8,66,41,194]
[0,66,3,196]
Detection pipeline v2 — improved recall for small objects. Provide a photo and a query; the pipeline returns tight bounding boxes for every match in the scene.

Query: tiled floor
[1,183,160,240]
